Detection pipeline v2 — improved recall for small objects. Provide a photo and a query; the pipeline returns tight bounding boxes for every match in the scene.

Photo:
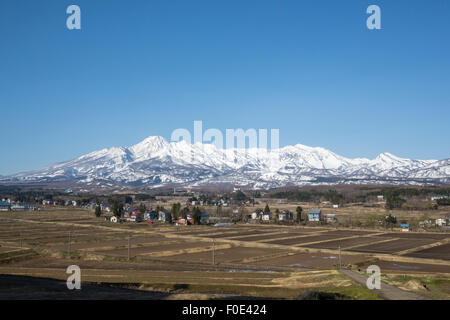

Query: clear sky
[1,0,449,175]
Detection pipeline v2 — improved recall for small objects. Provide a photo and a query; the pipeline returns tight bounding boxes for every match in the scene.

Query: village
[1,186,449,232]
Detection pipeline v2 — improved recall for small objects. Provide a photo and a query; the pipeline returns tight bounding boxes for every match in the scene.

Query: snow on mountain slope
[2,136,449,188]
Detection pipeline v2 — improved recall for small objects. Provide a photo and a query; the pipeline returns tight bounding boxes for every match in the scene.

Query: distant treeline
[0,188,157,205]
[269,189,343,204]
[0,186,65,202]
[134,194,156,201]
[268,186,450,207]
[367,187,450,198]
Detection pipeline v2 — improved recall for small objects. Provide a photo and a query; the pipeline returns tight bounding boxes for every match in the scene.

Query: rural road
[339,269,430,300]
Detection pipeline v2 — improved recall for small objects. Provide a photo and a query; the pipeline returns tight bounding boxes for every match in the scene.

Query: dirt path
[339,269,430,300]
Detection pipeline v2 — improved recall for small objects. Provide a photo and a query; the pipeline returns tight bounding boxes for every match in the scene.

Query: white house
[11,203,36,211]
[400,221,410,232]
[436,218,448,227]
[158,210,171,222]
[308,209,322,222]
[251,209,263,220]
[262,212,272,221]
[431,195,449,201]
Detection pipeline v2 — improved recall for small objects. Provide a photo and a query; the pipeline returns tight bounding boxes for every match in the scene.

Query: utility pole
[128,235,131,261]
[212,239,215,265]
[68,231,72,256]
[338,245,342,270]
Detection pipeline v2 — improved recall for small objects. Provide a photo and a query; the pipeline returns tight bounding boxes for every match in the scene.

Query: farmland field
[349,239,438,254]
[267,234,344,246]
[0,208,449,300]
[94,241,211,258]
[405,243,450,261]
[162,246,291,264]
[373,232,449,240]
[249,252,370,269]
[304,236,384,250]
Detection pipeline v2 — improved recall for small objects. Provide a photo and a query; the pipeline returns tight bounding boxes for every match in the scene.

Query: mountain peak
[133,136,167,146]
[129,136,168,156]
[138,135,167,144]
[375,152,403,162]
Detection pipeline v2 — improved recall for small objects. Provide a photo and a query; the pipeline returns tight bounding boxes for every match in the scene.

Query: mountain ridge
[2,136,449,189]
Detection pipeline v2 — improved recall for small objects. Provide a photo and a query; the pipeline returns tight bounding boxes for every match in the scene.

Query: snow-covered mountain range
[2,136,449,189]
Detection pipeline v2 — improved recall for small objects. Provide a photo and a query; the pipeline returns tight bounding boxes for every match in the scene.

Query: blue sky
[0,0,449,175]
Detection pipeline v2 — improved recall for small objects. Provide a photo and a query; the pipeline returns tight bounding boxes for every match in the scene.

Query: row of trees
[385,194,406,209]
